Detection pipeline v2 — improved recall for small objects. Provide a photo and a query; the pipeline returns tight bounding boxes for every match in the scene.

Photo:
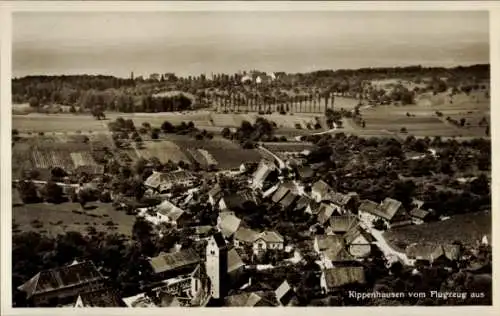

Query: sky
[13,11,489,78]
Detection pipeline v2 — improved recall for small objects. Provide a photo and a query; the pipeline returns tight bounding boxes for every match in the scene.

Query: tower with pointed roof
[205,233,229,299]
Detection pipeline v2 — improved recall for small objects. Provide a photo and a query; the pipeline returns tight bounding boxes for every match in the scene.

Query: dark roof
[221,192,256,210]
[323,267,366,289]
[279,192,299,210]
[297,166,314,179]
[275,280,297,306]
[77,288,126,307]
[18,261,105,298]
[272,186,291,204]
[409,208,431,220]
[329,215,359,234]
[149,249,200,274]
[211,232,227,249]
[294,195,312,212]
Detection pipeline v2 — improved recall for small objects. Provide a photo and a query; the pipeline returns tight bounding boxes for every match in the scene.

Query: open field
[351,91,490,138]
[13,114,109,133]
[383,211,491,252]
[136,140,190,164]
[168,135,263,169]
[12,202,136,238]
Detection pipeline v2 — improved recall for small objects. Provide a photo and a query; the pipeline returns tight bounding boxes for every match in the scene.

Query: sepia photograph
[7,6,492,309]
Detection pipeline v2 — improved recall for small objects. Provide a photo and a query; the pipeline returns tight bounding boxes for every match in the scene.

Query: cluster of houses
[17,151,490,307]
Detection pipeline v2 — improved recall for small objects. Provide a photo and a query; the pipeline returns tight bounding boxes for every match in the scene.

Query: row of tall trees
[211,92,336,113]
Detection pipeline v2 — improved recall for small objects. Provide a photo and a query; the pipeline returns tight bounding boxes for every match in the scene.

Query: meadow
[383,211,491,252]
[12,202,136,238]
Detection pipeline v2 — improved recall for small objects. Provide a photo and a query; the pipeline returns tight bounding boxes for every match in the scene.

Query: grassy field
[384,211,491,252]
[352,91,490,138]
[12,202,136,238]
[13,114,109,133]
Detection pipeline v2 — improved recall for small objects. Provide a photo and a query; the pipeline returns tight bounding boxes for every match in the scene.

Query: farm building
[405,243,461,267]
[74,287,126,308]
[148,249,201,280]
[251,160,277,189]
[343,226,375,259]
[320,267,366,294]
[311,180,333,203]
[327,215,360,235]
[17,260,107,307]
[358,198,411,229]
[144,170,197,193]
[219,191,258,212]
[155,200,190,227]
[252,231,285,255]
[409,208,432,225]
[233,228,284,255]
[324,191,358,214]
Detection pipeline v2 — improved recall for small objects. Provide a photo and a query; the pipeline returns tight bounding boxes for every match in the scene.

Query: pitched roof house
[17,260,107,307]
[145,170,197,192]
[252,160,277,189]
[234,228,285,254]
[320,267,366,293]
[358,198,410,228]
[327,215,359,235]
[148,249,200,276]
[74,288,127,307]
[311,180,332,202]
[409,208,431,224]
[156,200,189,226]
[406,243,461,266]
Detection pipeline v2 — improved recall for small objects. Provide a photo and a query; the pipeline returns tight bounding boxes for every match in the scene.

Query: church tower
[205,232,229,300]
